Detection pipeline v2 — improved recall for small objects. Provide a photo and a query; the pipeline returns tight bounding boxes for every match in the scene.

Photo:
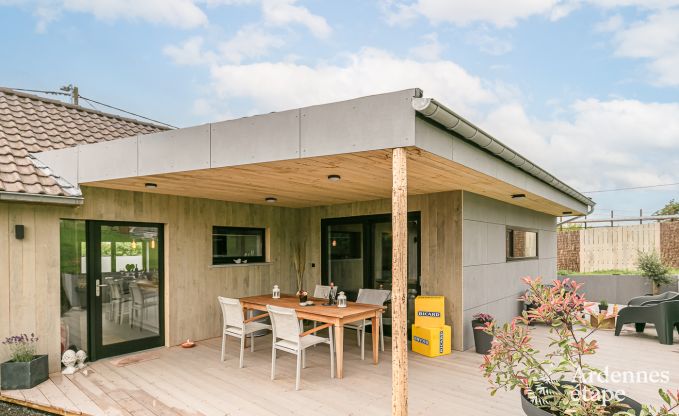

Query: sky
[1,0,678,218]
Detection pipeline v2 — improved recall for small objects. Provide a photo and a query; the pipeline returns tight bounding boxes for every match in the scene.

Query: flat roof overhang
[76,147,580,215]
[34,89,591,215]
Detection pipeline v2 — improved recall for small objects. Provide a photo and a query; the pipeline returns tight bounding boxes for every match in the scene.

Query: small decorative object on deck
[411,325,451,357]
[75,350,88,369]
[597,299,608,314]
[471,313,494,354]
[337,291,347,308]
[272,284,280,299]
[1,333,49,390]
[329,282,336,305]
[61,350,77,375]
[181,339,196,348]
[297,290,308,304]
[414,296,445,327]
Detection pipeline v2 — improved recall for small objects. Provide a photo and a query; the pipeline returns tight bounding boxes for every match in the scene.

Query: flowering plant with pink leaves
[480,277,678,416]
[473,313,494,324]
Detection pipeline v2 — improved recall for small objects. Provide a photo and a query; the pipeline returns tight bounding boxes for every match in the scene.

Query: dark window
[506,228,538,260]
[329,231,362,260]
[212,226,266,265]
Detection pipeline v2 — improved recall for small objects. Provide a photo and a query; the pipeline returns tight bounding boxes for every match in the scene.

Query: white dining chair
[130,282,157,331]
[344,288,390,360]
[313,284,332,299]
[217,296,271,368]
[267,304,334,390]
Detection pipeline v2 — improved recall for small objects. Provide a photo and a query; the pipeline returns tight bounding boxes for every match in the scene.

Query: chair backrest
[356,288,391,306]
[313,285,331,299]
[129,282,144,305]
[267,305,300,343]
[110,281,122,300]
[217,297,244,328]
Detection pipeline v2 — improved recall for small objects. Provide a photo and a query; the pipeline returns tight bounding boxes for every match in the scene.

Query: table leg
[371,315,379,365]
[335,324,344,379]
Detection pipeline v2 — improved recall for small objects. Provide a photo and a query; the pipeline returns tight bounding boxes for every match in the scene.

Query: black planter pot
[0,355,49,390]
[520,381,643,416]
[299,295,308,303]
[472,319,493,354]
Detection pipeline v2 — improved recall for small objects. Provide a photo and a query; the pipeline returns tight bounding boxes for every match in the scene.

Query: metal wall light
[327,174,341,182]
[265,197,278,203]
[15,225,24,240]
[511,193,526,199]
[145,182,158,189]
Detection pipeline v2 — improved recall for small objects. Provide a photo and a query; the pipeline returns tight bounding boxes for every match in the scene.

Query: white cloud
[219,25,285,63]
[260,0,331,38]
[409,33,443,61]
[594,14,623,32]
[6,0,208,31]
[62,0,208,28]
[465,30,513,55]
[611,9,679,85]
[482,99,679,192]
[383,0,567,28]
[208,47,498,116]
[163,36,217,66]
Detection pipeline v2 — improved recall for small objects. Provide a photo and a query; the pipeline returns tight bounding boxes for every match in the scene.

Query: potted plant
[637,250,672,295]
[597,299,609,314]
[471,313,494,354]
[480,277,679,416]
[1,333,48,390]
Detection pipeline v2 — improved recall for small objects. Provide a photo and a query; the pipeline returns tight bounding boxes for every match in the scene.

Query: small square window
[212,226,266,265]
[506,228,538,260]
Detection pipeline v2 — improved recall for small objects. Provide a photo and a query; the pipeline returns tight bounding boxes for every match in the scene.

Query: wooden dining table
[239,294,384,379]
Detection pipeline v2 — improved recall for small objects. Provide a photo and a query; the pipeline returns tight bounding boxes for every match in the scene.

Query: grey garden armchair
[614,298,679,345]
[627,291,679,306]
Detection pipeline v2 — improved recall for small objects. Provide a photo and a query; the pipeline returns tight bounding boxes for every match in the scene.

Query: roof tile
[0,88,167,197]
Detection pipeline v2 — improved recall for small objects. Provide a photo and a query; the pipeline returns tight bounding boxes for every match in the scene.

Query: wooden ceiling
[83,148,579,215]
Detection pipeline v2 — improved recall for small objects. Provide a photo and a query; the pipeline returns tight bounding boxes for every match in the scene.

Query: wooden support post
[391,147,408,416]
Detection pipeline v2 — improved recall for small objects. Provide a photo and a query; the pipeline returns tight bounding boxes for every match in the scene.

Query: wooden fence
[579,224,660,272]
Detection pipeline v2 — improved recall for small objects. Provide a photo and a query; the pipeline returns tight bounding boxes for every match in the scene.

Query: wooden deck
[2,325,678,416]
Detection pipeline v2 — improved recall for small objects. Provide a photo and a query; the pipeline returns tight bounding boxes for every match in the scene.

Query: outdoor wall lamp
[327,174,341,182]
[265,197,278,203]
[562,211,573,215]
[511,193,526,199]
[145,182,158,189]
[15,224,24,240]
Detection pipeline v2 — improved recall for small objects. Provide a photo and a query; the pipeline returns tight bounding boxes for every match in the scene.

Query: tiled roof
[0,88,167,198]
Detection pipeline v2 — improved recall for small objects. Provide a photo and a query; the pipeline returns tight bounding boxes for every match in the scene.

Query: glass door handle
[95,279,108,297]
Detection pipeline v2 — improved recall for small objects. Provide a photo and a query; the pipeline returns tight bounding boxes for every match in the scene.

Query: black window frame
[506,227,539,261]
[212,226,266,265]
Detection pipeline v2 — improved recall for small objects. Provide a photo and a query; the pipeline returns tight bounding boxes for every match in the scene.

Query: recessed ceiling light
[562,211,573,215]
[145,182,158,189]
[327,174,341,182]
[265,197,278,203]
[511,193,526,199]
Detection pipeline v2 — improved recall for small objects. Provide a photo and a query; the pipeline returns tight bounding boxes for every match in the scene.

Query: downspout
[412,97,594,210]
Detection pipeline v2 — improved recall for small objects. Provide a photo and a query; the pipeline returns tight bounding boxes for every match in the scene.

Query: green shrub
[637,250,672,288]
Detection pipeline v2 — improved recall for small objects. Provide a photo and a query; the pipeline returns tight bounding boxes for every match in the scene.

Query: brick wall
[661,221,679,268]
[557,230,580,272]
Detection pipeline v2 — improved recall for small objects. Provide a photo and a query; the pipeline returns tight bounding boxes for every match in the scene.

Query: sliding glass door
[321,213,420,334]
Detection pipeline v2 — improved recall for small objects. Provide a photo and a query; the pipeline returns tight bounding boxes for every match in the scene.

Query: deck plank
[6,326,678,416]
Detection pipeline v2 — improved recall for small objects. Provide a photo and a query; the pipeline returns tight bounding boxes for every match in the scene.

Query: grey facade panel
[210,109,301,168]
[138,124,211,175]
[78,136,139,183]
[462,191,557,350]
[300,89,418,157]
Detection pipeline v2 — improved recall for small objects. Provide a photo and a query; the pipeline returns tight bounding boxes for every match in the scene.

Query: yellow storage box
[411,325,451,357]
[414,296,445,327]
